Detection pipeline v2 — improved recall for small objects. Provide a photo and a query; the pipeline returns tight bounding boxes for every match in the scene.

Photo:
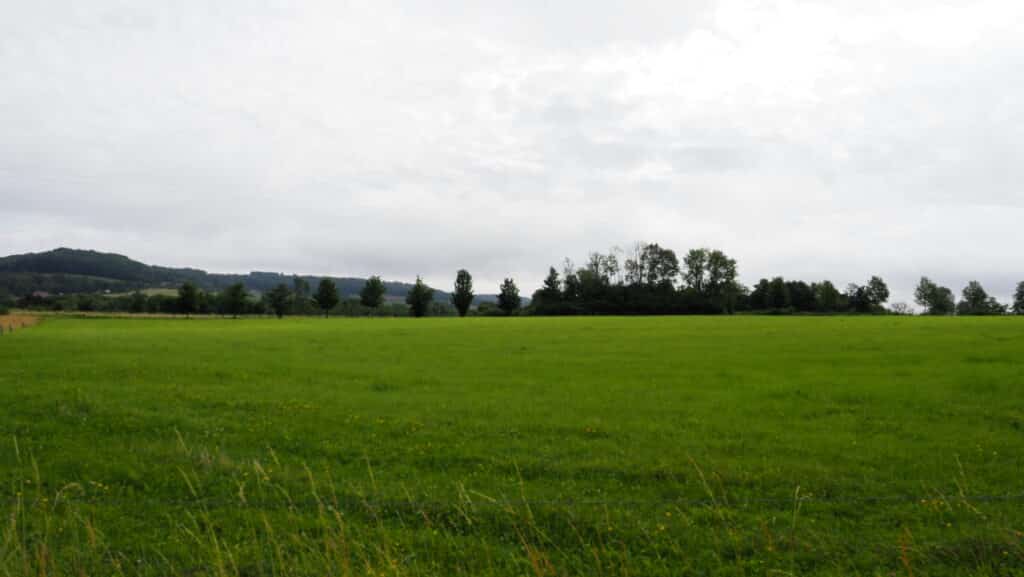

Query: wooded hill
[0,248,483,301]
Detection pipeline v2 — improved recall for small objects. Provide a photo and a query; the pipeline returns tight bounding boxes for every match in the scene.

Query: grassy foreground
[1,316,1022,576]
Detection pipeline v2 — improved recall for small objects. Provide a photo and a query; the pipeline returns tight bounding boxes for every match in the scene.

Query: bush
[474,302,506,317]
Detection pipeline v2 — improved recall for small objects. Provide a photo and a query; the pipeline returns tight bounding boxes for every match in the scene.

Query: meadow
[0,316,1022,576]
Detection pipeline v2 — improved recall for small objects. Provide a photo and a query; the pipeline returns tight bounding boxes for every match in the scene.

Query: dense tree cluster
[914,277,957,315]
[525,242,1021,317]
[530,243,744,315]
[956,281,1007,316]
[913,277,1011,316]
[528,243,737,315]
[746,276,890,314]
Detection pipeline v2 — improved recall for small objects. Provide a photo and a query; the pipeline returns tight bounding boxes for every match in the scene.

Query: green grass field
[1,316,1022,576]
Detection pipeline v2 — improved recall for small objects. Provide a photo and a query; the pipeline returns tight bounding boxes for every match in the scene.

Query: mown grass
[1,316,1022,575]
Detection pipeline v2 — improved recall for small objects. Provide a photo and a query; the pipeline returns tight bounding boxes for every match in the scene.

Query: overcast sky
[2,0,1022,302]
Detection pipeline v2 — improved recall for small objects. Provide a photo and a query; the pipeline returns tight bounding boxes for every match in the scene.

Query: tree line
[523,244,892,315]
[167,272,526,319]
[6,241,1023,317]
[528,243,1022,317]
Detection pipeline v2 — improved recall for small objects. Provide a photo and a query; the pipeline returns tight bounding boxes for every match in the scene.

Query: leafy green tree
[625,243,679,287]
[586,252,620,285]
[845,284,869,312]
[313,278,339,317]
[812,281,841,312]
[914,277,937,309]
[682,249,708,293]
[749,279,771,310]
[360,276,386,309]
[177,282,199,317]
[405,276,434,317]
[914,277,955,315]
[562,273,581,301]
[530,267,563,314]
[266,283,292,318]
[222,283,248,318]
[561,259,582,302]
[705,250,737,296]
[866,276,890,307]
[497,278,521,315]
[1014,281,1024,315]
[197,290,211,314]
[451,269,474,317]
[643,244,680,287]
[541,267,561,296]
[785,281,816,312]
[679,248,737,311]
[292,276,311,314]
[292,276,309,300]
[767,277,789,310]
[957,281,1005,315]
[129,291,147,313]
[847,276,889,313]
[623,244,646,285]
[576,266,608,303]
[960,281,988,313]
[933,285,957,315]
[536,267,560,300]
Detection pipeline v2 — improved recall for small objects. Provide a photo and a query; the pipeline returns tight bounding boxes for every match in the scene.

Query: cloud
[1,0,1022,303]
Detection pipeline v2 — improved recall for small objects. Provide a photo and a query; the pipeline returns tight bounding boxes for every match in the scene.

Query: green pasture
[0,316,1022,575]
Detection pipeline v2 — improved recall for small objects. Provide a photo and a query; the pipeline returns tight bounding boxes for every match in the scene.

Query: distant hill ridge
[0,247,488,301]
